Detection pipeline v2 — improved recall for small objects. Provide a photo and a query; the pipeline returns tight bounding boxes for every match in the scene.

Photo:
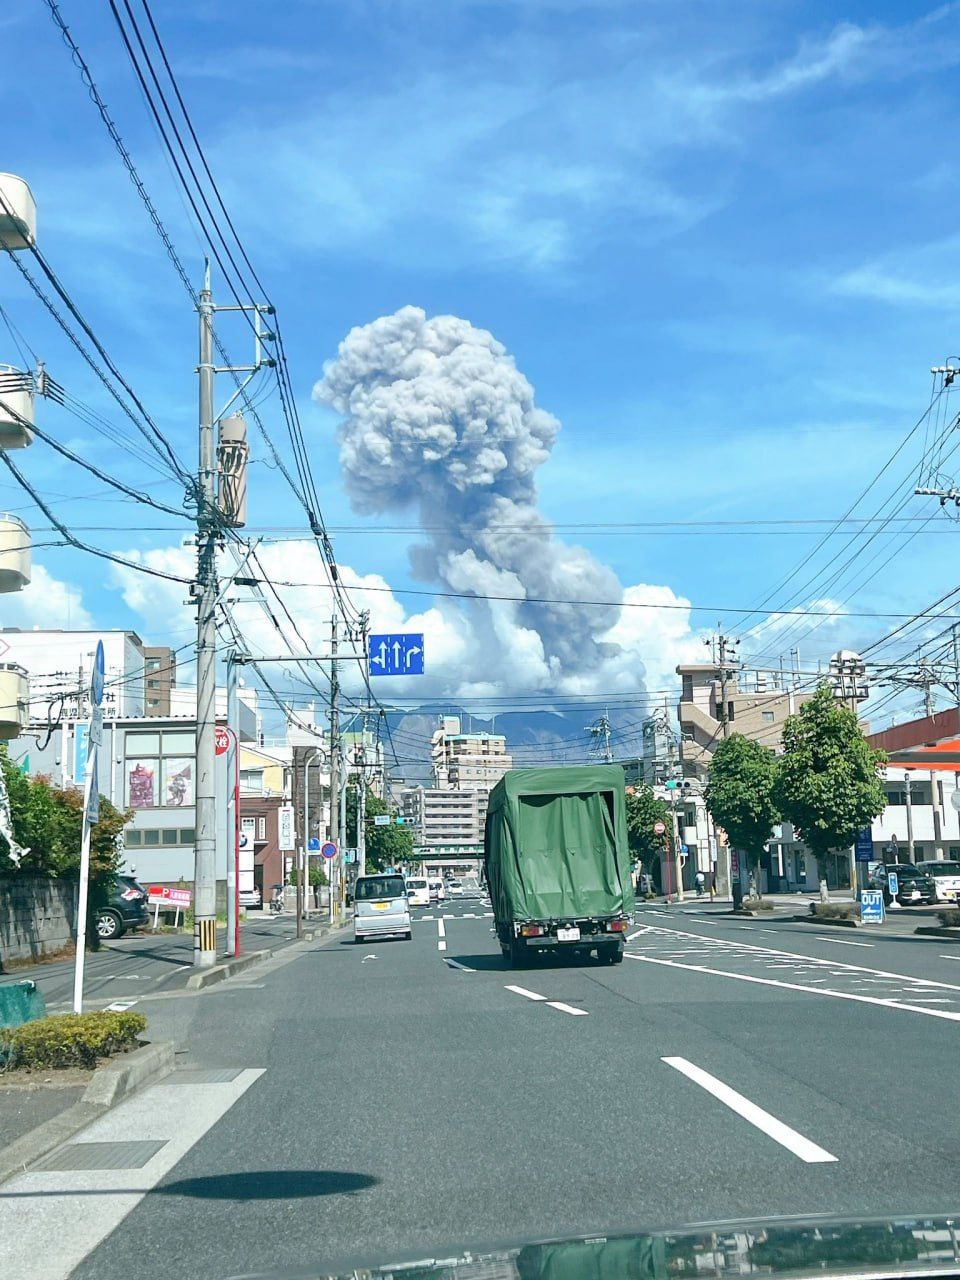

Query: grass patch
[0,941,76,973]
[810,902,858,921]
[1,1011,146,1071]
[741,896,774,911]
[937,908,960,928]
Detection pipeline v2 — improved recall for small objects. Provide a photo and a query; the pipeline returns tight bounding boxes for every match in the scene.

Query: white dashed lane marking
[815,936,874,947]
[504,985,588,1016]
[437,917,446,951]
[506,984,547,1001]
[546,1001,589,1016]
[444,958,475,972]
[663,1057,837,1163]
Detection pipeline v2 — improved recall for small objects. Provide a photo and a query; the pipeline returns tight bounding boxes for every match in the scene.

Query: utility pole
[226,650,239,958]
[193,261,218,968]
[589,711,614,762]
[329,611,340,861]
[714,630,740,740]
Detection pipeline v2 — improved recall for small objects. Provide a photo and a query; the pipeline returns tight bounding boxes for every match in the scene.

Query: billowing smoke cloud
[314,306,624,683]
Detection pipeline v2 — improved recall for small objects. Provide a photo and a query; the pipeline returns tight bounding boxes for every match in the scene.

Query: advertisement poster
[74,724,89,785]
[163,758,193,807]
[127,760,155,808]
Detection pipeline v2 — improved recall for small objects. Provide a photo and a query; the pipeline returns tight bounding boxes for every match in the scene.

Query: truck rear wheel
[509,940,527,968]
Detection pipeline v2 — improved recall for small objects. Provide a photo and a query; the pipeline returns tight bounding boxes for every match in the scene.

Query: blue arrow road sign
[368,633,424,677]
[307,837,321,851]
[860,888,884,924]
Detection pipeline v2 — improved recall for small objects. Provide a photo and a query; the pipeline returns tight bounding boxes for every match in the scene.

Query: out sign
[215,726,230,756]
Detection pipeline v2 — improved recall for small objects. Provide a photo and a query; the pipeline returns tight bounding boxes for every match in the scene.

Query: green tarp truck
[484,765,635,967]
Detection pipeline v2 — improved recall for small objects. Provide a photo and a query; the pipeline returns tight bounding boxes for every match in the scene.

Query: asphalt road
[5,896,960,1279]
[0,912,306,1013]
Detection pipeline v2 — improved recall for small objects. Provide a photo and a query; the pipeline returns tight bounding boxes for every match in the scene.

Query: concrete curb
[795,913,860,928]
[185,949,269,991]
[915,926,960,940]
[184,920,349,990]
[0,1038,174,1186]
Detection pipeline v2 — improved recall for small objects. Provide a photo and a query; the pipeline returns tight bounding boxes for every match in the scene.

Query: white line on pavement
[104,1000,138,1012]
[546,1001,589,1016]
[662,1057,837,1163]
[506,984,547,1001]
[628,954,960,1023]
[0,1067,264,1280]
[940,955,960,961]
[444,958,475,972]
[437,918,446,951]
[636,923,960,991]
[626,929,646,941]
[437,918,446,937]
[815,936,874,947]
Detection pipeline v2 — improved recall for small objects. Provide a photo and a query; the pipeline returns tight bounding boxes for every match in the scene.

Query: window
[240,768,264,794]
[125,830,142,846]
[257,816,266,840]
[161,830,178,846]
[125,731,195,808]
[144,830,160,846]
[123,826,195,847]
[761,711,775,723]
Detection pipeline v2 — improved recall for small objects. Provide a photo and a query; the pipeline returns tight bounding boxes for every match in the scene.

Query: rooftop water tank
[0,366,34,450]
[0,664,28,740]
[0,514,30,592]
[0,174,36,251]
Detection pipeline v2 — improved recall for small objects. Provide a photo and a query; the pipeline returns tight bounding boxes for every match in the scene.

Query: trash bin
[0,978,46,1030]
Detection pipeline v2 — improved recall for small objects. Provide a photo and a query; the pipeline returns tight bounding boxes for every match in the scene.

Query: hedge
[938,908,960,928]
[810,902,858,921]
[1,1010,146,1070]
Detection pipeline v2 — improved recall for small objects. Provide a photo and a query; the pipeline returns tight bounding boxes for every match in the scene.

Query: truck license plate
[557,927,580,942]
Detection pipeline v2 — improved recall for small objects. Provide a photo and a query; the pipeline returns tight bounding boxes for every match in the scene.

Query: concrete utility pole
[329,611,340,857]
[193,262,218,968]
[589,711,614,762]
[715,630,740,740]
[905,771,915,864]
[226,650,239,957]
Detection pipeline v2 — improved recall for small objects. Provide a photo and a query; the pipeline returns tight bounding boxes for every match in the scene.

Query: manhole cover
[36,1140,166,1171]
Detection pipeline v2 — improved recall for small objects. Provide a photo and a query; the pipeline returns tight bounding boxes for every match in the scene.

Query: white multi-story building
[0,628,148,722]
[431,716,512,791]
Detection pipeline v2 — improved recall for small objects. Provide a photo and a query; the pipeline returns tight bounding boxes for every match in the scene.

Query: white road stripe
[0,1068,264,1279]
[104,1000,137,1012]
[506,984,547,1001]
[546,1001,589,1016]
[628,954,960,1023]
[437,918,446,938]
[637,923,960,991]
[662,1057,837,1163]
[444,958,475,972]
[626,929,646,941]
[815,936,874,947]
[940,955,960,961]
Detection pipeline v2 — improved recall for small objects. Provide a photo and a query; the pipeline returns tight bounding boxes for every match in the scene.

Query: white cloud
[3,564,92,631]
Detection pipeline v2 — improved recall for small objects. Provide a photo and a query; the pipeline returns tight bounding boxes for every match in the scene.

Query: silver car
[353,873,412,942]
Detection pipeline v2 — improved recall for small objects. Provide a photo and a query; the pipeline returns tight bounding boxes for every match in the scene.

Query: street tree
[625,784,670,887]
[772,685,886,901]
[704,733,779,898]
[346,780,414,872]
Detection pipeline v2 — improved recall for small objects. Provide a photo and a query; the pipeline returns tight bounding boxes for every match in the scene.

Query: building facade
[401,785,487,846]
[1,628,148,722]
[677,662,811,778]
[143,646,175,717]
[431,716,513,790]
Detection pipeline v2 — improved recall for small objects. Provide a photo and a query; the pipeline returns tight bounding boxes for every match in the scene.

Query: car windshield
[407,880,427,890]
[354,876,406,900]
[920,862,960,874]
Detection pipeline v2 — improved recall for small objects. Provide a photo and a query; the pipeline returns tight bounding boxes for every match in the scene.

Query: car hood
[230,1212,960,1280]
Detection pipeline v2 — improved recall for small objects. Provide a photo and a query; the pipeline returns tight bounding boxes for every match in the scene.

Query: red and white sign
[653,820,666,835]
[148,885,192,907]
[214,726,230,756]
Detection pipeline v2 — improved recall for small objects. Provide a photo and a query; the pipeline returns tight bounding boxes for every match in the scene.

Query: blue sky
[1,1,959,721]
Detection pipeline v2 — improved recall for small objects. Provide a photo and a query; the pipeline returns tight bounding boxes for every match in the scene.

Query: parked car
[96,875,149,940]
[447,879,464,897]
[406,877,430,907]
[915,860,960,903]
[871,863,936,904]
[239,887,262,909]
[353,873,412,942]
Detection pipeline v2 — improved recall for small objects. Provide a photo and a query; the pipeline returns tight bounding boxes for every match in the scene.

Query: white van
[353,873,412,942]
[428,877,445,904]
[406,877,430,908]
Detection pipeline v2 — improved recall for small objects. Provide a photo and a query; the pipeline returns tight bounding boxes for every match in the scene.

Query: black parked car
[96,875,149,940]
[871,862,937,905]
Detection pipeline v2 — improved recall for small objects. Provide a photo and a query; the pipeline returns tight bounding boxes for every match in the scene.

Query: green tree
[772,685,886,901]
[344,780,414,873]
[625,784,670,882]
[704,734,779,898]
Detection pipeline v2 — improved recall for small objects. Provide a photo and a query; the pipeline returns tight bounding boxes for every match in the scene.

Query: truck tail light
[606,918,627,932]
[520,923,544,937]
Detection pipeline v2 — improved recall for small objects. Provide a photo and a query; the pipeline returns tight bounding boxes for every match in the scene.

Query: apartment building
[431,716,512,790]
[401,785,486,846]
[143,646,175,717]
[676,662,811,777]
